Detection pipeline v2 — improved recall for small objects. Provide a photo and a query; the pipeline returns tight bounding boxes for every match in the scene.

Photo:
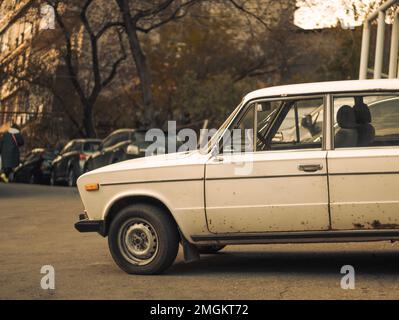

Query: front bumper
[74,212,105,236]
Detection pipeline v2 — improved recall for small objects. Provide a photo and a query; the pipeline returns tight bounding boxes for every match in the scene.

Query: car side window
[83,142,100,152]
[266,98,324,151]
[229,98,324,153]
[225,101,280,153]
[114,132,130,145]
[333,95,399,148]
[103,132,130,149]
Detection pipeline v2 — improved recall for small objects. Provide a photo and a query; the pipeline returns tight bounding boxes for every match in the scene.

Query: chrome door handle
[298,164,323,172]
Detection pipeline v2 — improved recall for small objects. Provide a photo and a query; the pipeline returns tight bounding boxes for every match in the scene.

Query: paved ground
[1,183,399,300]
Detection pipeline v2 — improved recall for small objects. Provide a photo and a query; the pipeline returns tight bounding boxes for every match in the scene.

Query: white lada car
[75,79,399,275]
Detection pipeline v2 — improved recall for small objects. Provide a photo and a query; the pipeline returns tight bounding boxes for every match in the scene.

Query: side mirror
[126,144,140,156]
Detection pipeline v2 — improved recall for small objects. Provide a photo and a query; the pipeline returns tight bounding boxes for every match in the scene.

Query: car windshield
[201,101,243,152]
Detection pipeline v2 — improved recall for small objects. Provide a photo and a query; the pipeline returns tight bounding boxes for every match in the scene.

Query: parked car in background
[51,139,101,187]
[84,129,152,172]
[13,148,56,184]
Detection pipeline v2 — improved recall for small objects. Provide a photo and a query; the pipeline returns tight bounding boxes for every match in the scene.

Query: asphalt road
[1,183,399,300]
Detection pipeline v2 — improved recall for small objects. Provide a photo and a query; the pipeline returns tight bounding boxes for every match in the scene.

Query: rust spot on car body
[370,220,399,229]
[353,223,365,229]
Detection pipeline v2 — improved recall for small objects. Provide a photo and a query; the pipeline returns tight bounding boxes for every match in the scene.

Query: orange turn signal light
[85,183,99,191]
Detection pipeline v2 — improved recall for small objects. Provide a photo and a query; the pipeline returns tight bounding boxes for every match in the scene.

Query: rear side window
[333,95,399,148]
[83,142,100,152]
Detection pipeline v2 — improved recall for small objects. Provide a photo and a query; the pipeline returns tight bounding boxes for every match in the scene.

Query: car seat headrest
[353,101,372,124]
[337,105,357,129]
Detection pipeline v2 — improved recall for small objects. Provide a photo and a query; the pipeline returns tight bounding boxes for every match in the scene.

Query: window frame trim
[330,91,399,151]
[220,94,327,154]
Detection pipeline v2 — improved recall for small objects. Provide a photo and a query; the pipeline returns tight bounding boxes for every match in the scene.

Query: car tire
[197,245,226,254]
[108,204,179,275]
[67,167,77,187]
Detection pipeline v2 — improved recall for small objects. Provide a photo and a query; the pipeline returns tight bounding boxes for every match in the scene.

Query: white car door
[329,94,399,230]
[205,97,331,233]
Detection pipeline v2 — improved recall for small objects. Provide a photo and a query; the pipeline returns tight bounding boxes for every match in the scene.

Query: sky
[294,0,377,29]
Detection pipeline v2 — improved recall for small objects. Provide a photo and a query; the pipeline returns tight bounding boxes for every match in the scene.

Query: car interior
[333,95,399,148]
[226,94,399,153]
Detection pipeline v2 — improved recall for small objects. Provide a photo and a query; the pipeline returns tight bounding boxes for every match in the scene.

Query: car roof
[31,148,46,153]
[110,129,135,134]
[243,79,399,103]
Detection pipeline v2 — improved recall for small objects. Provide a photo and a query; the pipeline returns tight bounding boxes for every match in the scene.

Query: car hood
[78,150,208,186]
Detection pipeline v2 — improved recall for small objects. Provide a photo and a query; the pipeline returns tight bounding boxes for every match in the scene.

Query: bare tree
[45,0,127,137]
[115,0,199,127]
[114,0,299,126]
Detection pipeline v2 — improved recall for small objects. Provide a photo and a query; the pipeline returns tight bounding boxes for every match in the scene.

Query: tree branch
[133,0,174,21]
[2,71,85,135]
[101,29,127,87]
[228,0,272,32]
[45,0,89,107]
[80,0,102,97]
[136,0,197,33]
[96,21,125,39]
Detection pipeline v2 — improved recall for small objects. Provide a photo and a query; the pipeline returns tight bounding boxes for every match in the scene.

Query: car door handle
[298,164,323,172]
[213,156,224,163]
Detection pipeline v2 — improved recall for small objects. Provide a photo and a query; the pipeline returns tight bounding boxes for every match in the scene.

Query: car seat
[335,105,358,148]
[353,101,375,147]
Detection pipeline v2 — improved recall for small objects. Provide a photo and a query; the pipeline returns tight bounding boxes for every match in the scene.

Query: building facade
[1,0,41,126]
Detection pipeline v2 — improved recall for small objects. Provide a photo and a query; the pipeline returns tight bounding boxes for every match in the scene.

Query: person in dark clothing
[0,123,24,183]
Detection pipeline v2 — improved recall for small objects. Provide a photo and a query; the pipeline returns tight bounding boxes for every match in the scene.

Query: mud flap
[180,234,200,263]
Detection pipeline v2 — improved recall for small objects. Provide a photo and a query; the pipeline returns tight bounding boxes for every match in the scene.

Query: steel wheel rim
[118,218,159,266]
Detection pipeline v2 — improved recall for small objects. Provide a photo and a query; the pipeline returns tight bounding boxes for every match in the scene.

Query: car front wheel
[108,204,179,275]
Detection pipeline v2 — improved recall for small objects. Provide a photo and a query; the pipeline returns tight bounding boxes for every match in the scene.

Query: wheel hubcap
[119,220,158,265]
